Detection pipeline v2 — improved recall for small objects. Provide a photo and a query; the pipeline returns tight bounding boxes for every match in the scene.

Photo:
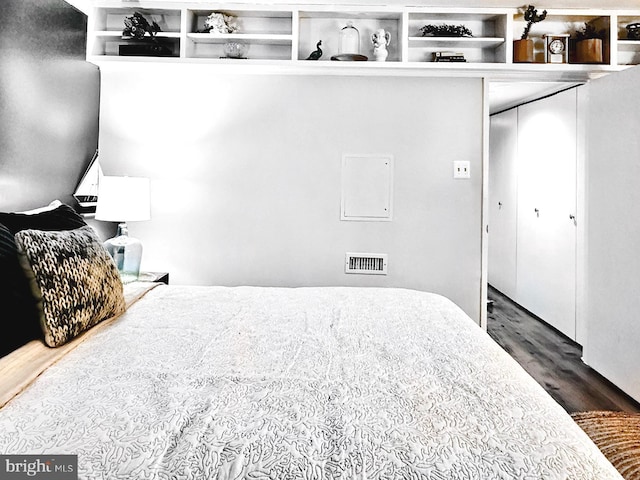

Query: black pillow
[0,203,86,234]
[0,204,88,357]
[0,224,44,357]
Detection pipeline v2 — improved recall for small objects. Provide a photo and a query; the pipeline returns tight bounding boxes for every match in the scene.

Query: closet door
[488,109,518,299]
[516,89,577,339]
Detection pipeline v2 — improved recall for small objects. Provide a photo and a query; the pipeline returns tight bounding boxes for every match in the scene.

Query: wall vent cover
[345,253,388,275]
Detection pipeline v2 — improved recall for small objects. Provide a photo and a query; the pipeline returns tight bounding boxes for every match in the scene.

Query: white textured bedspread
[0,286,622,479]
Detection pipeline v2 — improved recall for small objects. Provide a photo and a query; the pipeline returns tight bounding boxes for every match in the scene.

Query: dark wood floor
[487,285,640,414]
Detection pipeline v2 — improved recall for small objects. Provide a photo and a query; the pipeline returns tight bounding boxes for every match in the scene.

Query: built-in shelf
[187,33,293,45]
[408,37,505,48]
[86,4,640,81]
[615,13,640,65]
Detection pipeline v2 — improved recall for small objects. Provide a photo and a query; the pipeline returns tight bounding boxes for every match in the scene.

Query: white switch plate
[453,161,471,179]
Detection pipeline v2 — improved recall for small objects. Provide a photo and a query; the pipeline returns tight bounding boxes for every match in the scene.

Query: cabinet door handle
[534,208,540,217]
[498,201,502,209]
[569,214,577,225]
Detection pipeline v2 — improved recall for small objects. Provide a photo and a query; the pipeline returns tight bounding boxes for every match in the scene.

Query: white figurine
[371,29,391,62]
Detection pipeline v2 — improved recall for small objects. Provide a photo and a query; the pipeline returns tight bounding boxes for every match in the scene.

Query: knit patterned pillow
[14,226,125,347]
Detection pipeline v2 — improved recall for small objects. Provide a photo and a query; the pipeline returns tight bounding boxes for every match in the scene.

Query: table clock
[543,34,569,63]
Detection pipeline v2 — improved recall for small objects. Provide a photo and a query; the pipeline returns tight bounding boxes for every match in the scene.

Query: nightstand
[138,271,169,285]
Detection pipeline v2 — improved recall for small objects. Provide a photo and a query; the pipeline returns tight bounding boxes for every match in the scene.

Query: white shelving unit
[407,10,508,64]
[615,13,640,65]
[88,7,182,57]
[511,9,613,64]
[297,9,403,62]
[86,3,640,81]
[184,8,294,60]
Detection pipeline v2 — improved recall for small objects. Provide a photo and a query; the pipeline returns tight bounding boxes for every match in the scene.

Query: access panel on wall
[341,154,393,221]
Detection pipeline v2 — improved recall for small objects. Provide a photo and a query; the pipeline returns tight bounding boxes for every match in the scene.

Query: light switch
[453,161,471,179]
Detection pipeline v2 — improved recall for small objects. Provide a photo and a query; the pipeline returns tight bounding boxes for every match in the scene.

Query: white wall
[583,65,640,402]
[97,63,484,321]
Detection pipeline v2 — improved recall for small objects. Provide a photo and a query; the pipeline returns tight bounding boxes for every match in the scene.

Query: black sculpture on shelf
[306,40,323,60]
[627,23,640,40]
[120,11,173,57]
[122,11,160,40]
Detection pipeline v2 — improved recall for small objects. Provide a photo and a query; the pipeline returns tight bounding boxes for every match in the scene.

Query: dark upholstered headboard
[0,0,100,213]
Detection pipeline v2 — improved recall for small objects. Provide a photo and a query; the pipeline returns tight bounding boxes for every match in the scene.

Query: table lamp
[95,176,150,283]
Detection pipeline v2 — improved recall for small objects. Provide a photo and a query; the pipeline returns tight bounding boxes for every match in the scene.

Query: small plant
[201,12,238,34]
[574,23,606,41]
[520,5,547,40]
[122,12,161,40]
[420,24,473,37]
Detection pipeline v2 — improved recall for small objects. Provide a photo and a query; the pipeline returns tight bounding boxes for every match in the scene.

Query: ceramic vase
[373,47,389,62]
[513,39,534,63]
[576,39,603,64]
[371,29,391,62]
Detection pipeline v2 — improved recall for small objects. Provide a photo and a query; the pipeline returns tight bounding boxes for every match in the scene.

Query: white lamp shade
[95,176,151,222]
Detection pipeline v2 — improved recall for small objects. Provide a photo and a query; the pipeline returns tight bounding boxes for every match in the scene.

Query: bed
[0,203,623,479]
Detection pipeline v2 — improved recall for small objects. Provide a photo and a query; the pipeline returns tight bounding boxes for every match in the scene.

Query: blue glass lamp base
[104,223,143,284]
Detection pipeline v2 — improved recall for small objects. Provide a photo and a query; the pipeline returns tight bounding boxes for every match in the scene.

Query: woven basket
[572,410,640,479]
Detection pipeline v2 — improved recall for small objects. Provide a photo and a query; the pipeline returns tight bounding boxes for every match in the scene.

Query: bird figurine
[306,40,322,60]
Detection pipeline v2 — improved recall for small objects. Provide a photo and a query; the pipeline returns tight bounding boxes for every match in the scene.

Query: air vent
[345,253,388,275]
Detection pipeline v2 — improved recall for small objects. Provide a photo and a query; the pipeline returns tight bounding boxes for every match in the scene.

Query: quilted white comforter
[0,286,622,479]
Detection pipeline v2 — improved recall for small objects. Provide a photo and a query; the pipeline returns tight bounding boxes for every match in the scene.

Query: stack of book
[433,51,466,62]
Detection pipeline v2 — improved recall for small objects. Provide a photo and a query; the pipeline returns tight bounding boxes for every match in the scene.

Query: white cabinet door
[516,89,577,339]
[488,109,518,299]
